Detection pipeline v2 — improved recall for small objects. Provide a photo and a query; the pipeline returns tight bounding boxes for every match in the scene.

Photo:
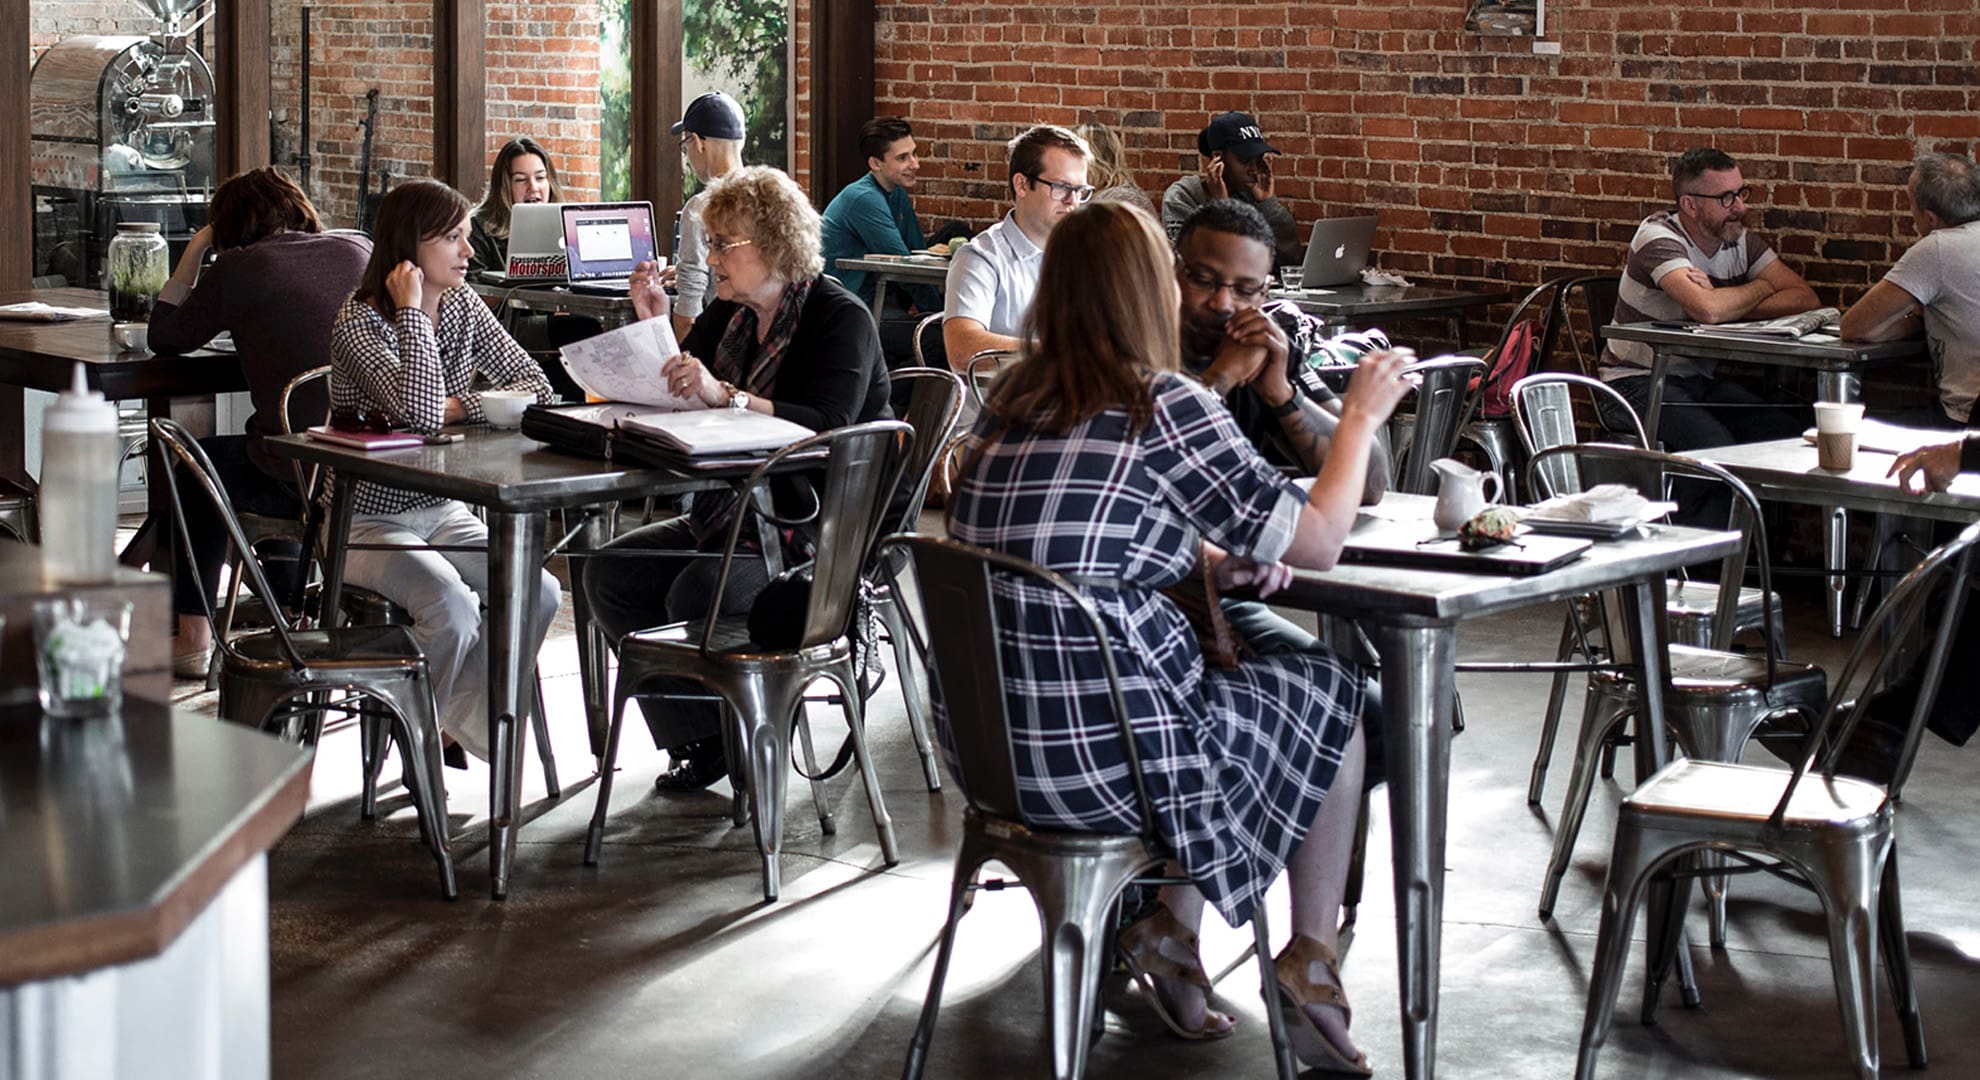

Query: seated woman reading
[329,178,560,764]
[146,166,371,678]
[944,201,1411,1074]
[578,165,892,792]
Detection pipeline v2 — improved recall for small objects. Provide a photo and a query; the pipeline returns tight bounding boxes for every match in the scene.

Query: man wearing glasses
[664,91,747,342]
[941,124,1091,365]
[1161,112,1301,269]
[1598,147,1817,451]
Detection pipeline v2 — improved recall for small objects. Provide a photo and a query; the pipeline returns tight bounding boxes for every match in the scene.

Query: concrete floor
[171,578,1980,1080]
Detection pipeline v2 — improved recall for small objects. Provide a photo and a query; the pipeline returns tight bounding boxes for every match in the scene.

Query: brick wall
[871,0,1980,341]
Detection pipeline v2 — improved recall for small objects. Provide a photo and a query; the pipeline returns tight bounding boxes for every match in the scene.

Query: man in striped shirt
[1598,147,1818,451]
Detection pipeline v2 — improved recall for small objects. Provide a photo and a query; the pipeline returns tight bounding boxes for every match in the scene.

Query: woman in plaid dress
[945,202,1411,1074]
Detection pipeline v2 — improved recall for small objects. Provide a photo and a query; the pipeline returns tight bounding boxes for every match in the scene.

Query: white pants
[342,500,561,761]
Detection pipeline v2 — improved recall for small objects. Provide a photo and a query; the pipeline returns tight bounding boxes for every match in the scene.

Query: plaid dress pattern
[942,373,1365,925]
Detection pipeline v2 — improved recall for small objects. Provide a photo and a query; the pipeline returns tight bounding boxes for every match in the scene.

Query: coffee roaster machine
[31,0,217,288]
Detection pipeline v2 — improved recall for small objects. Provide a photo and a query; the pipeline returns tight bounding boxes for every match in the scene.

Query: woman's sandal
[1274,933,1373,1076]
[1116,904,1237,1041]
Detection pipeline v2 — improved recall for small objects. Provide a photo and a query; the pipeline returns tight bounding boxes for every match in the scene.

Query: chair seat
[1666,580,1769,618]
[1625,758,1889,831]
[622,615,851,670]
[1588,643,1823,697]
[231,623,426,667]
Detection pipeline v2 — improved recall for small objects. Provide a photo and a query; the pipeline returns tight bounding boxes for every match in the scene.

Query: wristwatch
[720,380,750,412]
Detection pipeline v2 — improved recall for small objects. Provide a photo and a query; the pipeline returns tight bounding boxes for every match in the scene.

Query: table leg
[1367,620,1456,1080]
[123,395,216,570]
[871,276,892,316]
[1817,370,1859,639]
[567,507,611,767]
[486,508,547,900]
[319,484,355,628]
[1640,353,1671,448]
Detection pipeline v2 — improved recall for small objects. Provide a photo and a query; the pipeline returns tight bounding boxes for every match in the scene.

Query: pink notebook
[305,425,425,451]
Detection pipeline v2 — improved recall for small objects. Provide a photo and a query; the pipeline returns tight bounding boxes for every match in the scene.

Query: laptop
[1299,215,1380,288]
[476,203,566,286]
[561,201,658,295]
[1339,515,1591,576]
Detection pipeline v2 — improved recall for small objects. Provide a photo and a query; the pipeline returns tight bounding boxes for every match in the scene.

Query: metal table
[1691,437,1980,524]
[265,427,717,899]
[469,280,639,329]
[1604,323,1929,635]
[833,255,951,313]
[0,286,245,571]
[1269,282,1519,346]
[1269,494,1741,1080]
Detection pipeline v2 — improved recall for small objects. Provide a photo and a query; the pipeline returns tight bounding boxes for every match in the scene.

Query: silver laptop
[1299,215,1380,287]
[477,203,565,284]
[561,201,658,295]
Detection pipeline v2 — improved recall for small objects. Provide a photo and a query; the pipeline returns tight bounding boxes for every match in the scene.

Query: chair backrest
[1395,355,1488,495]
[278,365,333,498]
[965,349,1021,410]
[1476,277,1566,419]
[150,419,312,669]
[910,312,945,368]
[1525,443,1778,662]
[703,419,913,653]
[1777,520,1980,811]
[1554,274,1621,379]
[885,367,966,534]
[1510,372,1649,499]
[879,534,1154,839]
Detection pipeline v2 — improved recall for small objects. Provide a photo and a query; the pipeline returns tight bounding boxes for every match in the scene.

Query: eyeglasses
[1683,186,1752,209]
[706,237,755,255]
[1025,175,1096,205]
[1178,263,1271,301]
[329,406,402,433]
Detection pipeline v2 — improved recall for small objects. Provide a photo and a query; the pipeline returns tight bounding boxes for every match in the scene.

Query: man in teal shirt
[822,116,944,367]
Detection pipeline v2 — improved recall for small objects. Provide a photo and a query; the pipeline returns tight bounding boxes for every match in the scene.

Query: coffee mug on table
[1813,401,1864,471]
[481,390,536,430]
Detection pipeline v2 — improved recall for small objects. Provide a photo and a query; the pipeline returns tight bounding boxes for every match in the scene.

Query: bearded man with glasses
[941,124,1091,365]
[1597,146,1818,453]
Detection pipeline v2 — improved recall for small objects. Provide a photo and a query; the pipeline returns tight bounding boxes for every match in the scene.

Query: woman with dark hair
[329,178,559,764]
[146,166,371,677]
[945,201,1410,1074]
[579,165,892,791]
[468,136,563,272]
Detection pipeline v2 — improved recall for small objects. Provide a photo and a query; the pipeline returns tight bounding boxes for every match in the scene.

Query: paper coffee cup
[1813,401,1864,434]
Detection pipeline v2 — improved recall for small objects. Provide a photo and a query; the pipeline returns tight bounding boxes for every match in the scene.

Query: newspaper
[1695,307,1841,339]
[556,317,698,409]
[0,302,107,322]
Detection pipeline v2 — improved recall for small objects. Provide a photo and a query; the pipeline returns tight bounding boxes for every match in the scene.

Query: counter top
[0,696,312,986]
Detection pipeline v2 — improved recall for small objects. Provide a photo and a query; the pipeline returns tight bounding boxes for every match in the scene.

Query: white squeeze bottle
[40,362,120,583]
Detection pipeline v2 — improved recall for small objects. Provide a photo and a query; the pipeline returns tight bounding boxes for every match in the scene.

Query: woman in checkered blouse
[328,179,560,765]
[946,202,1412,1072]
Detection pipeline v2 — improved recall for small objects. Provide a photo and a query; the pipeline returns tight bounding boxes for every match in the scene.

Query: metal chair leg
[1529,606,1584,805]
[1878,852,1927,1068]
[1540,687,1631,919]
[1574,822,1662,1080]
[880,593,943,791]
[901,850,984,1080]
[1250,903,1300,1080]
[529,667,560,800]
[794,706,838,836]
[584,688,632,867]
[834,662,899,867]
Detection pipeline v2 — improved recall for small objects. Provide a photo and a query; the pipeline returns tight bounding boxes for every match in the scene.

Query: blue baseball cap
[672,92,746,140]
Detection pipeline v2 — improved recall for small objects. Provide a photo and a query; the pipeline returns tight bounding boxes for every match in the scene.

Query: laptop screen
[561,202,657,282]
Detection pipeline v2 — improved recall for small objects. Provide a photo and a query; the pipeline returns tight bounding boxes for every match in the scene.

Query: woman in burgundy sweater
[146,167,371,676]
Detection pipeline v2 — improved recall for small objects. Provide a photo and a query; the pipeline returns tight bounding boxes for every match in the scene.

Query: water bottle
[40,363,120,584]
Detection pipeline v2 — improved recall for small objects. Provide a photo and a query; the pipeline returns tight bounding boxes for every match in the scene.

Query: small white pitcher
[1430,458,1501,533]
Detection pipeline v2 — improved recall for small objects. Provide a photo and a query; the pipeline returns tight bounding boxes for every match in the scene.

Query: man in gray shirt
[663,91,746,342]
[1842,152,1980,429]
[1161,112,1301,268]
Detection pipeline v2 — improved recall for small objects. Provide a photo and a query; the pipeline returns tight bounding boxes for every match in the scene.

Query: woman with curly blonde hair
[579,165,893,790]
[1077,121,1153,212]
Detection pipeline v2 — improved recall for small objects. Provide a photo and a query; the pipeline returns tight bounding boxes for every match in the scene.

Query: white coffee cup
[481,389,535,430]
[110,322,148,352]
[1813,401,1864,470]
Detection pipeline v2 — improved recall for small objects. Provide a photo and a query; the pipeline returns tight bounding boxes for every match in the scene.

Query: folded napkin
[1524,483,1676,524]
[1361,268,1410,287]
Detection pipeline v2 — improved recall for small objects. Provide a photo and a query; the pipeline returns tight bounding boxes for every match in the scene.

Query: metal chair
[1456,275,1575,505]
[1390,355,1487,495]
[868,368,965,791]
[1556,274,1621,380]
[210,366,332,651]
[964,348,1021,410]
[586,420,913,900]
[151,418,458,900]
[1511,373,1786,811]
[0,477,35,542]
[910,312,945,368]
[1525,445,1828,947]
[1575,520,1980,1080]
[885,534,1297,1080]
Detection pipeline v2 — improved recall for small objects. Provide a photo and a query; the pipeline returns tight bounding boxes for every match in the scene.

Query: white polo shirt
[943,211,1042,338]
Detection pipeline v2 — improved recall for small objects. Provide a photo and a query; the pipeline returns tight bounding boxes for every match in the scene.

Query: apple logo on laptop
[1334,244,1346,259]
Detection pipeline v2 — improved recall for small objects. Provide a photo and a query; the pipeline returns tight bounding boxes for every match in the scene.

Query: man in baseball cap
[663,91,747,339]
[1161,111,1300,267]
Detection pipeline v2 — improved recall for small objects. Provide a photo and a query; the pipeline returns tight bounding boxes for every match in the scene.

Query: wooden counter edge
[0,745,315,988]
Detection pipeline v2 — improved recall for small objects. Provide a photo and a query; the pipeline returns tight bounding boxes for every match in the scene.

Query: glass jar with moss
[106,222,169,323]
